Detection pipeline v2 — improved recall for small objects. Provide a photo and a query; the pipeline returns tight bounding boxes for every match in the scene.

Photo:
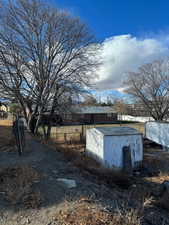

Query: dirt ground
[1,124,169,225]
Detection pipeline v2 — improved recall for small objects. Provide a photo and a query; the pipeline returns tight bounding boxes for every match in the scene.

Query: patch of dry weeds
[0,125,15,152]
[54,200,142,225]
[0,165,43,208]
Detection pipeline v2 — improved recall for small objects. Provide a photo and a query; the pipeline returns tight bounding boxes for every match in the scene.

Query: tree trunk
[18,98,29,123]
[46,104,56,140]
[42,124,47,138]
[27,104,39,133]
[46,122,52,140]
[34,113,42,134]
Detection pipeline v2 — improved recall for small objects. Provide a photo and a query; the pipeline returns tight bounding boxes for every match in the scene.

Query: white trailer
[145,121,169,150]
[86,126,143,169]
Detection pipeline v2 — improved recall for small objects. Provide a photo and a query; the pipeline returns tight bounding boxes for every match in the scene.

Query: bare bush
[125,60,169,121]
[54,201,142,225]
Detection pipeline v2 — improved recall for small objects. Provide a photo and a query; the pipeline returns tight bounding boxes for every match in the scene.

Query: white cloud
[95,34,169,90]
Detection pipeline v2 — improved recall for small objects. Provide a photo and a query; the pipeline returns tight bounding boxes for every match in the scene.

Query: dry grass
[49,142,133,190]
[81,166,133,189]
[40,133,169,222]
[0,165,43,208]
[0,125,15,152]
[0,119,12,126]
[143,153,169,185]
[54,141,169,216]
[54,200,142,225]
[22,191,42,209]
[143,154,165,173]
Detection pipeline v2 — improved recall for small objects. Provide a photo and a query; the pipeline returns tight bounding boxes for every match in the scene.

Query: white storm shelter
[145,121,169,150]
[86,126,143,169]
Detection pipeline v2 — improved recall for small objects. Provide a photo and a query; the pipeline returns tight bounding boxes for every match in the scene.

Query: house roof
[71,106,116,114]
[42,105,117,115]
[93,126,141,136]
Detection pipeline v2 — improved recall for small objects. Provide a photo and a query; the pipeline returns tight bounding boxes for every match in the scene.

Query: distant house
[39,106,117,126]
[0,102,9,118]
[0,103,9,112]
[62,106,117,125]
[127,103,150,117]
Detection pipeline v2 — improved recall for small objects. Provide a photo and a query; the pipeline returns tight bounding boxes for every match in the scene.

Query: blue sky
[51,0,169,41]
[50,0,169,102]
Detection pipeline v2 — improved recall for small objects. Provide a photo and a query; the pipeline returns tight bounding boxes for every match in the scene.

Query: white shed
[145,121,169,149]
[86,126,143,169]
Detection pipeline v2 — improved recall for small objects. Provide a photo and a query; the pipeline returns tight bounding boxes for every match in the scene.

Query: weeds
[54,200,142,225]
[53,143,133,189]
[0,165,43,208]
[0,126,15,152]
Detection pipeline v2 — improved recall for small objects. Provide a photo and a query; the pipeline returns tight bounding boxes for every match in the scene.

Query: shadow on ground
[0,129,169,224]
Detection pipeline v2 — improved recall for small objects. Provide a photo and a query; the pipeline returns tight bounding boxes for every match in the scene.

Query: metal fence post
[13,115,25,156]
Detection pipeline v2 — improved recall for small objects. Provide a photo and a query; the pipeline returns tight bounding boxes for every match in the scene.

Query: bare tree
[0,0,99,136]
[82,95,98,106]
[113,99,130,116]
[125,60,169,121]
